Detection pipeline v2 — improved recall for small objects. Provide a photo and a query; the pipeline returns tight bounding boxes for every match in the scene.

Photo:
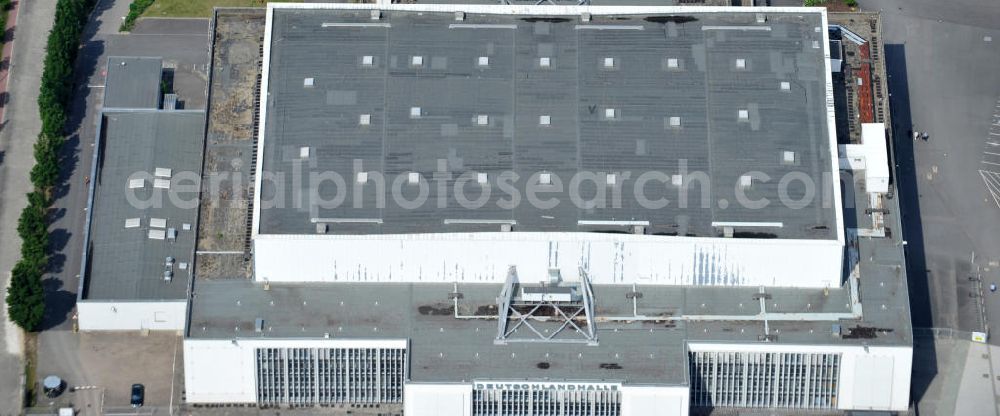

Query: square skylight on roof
[303,77,314,87]
[539,57,551,68]
[605,108,616,119]
[408,172,420,184]
[671,174,683,186]
[606,173,616,186]
[603,57,615,68]
[782,151,796,164]
[539,115,551,126]
[362,55,374,67]
[300,146,310,158]
[781,81,791,91]
[669,116,681,127]
[539,173,552,185]
[477,115,489,126]
[477,172,488,184]
[359,114,371,126]
[667,58,679,69]
[477,56,489,67]
[410,107,421,118]
[735,58,746,69]
[740,175,753,188]
[738,109,750,120]
[411,56,424,67]
[357,172,369,184]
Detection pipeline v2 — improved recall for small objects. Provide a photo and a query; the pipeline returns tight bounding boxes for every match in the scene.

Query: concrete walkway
[0,0,57,414]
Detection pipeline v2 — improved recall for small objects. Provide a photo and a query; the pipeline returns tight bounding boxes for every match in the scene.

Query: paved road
[0,0,58,414]
[861,0,1000,334]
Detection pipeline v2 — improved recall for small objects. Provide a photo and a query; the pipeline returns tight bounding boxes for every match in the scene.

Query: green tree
[6,261,45,331]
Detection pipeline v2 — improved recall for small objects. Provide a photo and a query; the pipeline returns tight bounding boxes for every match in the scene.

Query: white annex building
[80,3,912,415]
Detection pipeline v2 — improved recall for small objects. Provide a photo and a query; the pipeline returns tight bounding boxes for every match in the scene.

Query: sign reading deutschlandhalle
[474,381,621,391]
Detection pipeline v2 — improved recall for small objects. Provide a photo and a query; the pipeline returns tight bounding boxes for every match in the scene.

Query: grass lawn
[141,0,300,18]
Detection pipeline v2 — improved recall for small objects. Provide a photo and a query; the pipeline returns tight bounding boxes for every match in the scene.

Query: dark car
[130,384,144,408]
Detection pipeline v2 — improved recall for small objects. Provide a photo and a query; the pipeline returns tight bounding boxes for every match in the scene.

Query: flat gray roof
[189,265,910,384]
[258,9,838,239]
[104,56,162,109]
[84,111,206,300]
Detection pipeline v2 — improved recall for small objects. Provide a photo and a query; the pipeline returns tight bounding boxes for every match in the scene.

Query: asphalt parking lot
[33,331,182,415]
[861,0,1000,336]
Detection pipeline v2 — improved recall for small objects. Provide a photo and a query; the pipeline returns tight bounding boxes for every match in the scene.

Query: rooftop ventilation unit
[454,11,465,21]
[739,175,753,189]
[316,223,328,234]
[164,270,173,281]
[167,227,177,242]
[255,318,264,332]
[581,12,591,22]
[370,9,380,20]
[604,108,616,119]
[521,285,578,303]
[606,173,616,186]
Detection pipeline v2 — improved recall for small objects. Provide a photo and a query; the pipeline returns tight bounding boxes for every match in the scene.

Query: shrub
[119,0,154,32]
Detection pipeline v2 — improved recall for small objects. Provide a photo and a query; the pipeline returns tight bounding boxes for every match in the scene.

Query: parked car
[130,384,144,408]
